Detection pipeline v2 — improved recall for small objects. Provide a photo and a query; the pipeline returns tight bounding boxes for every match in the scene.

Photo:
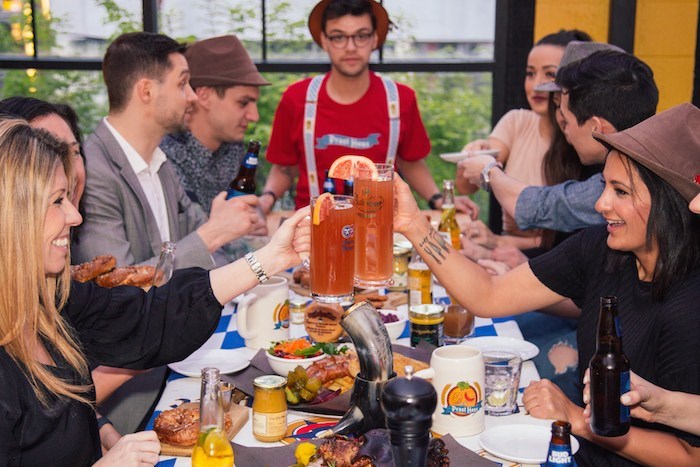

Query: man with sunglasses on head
[260,0,479,217]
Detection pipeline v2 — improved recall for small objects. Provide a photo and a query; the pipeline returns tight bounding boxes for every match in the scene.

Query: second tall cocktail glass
[310,194,355,303]
[354,163,394,288]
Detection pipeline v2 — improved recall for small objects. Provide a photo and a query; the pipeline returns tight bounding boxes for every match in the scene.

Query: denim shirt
[514,173,605,232]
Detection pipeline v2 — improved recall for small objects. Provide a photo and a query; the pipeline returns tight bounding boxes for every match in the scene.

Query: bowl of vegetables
[266,337,329,377]
[378,308,408,342]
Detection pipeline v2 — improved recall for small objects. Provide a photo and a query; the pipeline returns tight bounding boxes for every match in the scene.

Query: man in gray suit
[74,32,260,269]
[74,31,261,439]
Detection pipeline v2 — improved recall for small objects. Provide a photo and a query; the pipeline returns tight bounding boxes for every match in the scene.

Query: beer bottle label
[620,371,631,423]
[243,155,258,168]
[226,188,248,199]
[543,442,575,466]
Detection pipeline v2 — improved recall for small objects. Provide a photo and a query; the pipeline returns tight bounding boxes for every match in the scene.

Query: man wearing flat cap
[260,0,479,217]
[162,35,270,216]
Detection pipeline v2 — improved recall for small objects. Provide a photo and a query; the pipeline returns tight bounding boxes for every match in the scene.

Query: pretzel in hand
[70,255,117,283]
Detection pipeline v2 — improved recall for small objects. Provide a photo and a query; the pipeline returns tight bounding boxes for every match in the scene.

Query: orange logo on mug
[440,381,482,416]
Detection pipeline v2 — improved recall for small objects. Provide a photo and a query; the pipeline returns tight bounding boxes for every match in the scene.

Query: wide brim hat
[308,0,390,50]
[535,41,626,92]
[185,35,270,88]
[593,102,700,202]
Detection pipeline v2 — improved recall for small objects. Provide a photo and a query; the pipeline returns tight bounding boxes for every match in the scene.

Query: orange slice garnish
[312,192,334,225]
[328,155,379,181]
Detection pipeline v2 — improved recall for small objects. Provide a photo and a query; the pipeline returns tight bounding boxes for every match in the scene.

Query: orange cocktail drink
[310,194,355,302]
[354,163,394,287]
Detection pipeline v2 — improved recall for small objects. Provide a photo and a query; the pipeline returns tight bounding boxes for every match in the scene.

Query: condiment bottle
[589,296,630,437]
[542,421,576,466]
[381,365,437,466]
[437,179,461,249]
[192,367,234,467]
[152,241,175,287]
[409,304,444,347]
[408,250,432,307]
[226,140,260,198]
[289,297,308,325]
[252,375,288,442]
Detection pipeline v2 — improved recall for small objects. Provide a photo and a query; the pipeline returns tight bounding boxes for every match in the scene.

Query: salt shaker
[381,365,437,466]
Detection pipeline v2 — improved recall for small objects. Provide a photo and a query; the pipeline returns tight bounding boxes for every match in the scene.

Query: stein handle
[236,293,258,340]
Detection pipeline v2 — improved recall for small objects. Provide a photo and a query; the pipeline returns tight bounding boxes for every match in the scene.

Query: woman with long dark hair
[396,103,700,465]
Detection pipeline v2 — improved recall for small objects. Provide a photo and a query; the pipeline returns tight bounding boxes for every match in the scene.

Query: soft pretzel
[154,407,232,447]
[70,255,116,283]
[95,266,155,288]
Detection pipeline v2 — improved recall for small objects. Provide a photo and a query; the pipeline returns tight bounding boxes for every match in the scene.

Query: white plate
[461,336,539,360]
[440,149,499,163]
[479,424,580,464]
[168,349,250,377]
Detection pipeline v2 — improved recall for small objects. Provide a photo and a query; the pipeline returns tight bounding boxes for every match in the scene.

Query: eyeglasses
[324,32,374,49]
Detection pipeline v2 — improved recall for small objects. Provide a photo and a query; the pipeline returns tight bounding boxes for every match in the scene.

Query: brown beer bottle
[589,296,631,437]
[226,140,260,199]
[543,421,575,466]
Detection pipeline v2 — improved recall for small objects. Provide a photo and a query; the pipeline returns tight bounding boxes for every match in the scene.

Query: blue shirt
[514,173,605,232]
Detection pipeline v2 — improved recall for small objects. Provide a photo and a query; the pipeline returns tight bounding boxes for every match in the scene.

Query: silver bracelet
[244,252,269,284]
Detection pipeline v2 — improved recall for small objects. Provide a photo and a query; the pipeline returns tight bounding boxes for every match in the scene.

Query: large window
[0,0,500,213]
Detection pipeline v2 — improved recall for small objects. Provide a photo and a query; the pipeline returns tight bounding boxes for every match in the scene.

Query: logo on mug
[341,224,354,238]
[273,300,290,330]
[440,381,482,416]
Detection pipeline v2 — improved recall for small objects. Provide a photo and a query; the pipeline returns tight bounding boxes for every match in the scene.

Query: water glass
[483,351,522,416]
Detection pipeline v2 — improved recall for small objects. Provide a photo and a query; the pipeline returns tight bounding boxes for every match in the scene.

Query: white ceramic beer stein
[236,276,290,349]
[414,345,485,436]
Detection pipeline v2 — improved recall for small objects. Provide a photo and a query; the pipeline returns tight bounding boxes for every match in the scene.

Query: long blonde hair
[0,119,91,406]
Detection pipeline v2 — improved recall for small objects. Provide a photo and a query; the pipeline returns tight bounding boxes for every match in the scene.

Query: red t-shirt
[266,72,431,208]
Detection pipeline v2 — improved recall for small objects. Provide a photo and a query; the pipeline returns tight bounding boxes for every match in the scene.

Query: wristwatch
[480,160,503,192]
[428,192,443,210]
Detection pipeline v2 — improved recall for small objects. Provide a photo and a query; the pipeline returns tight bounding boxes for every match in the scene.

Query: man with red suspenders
[260,0,479,218]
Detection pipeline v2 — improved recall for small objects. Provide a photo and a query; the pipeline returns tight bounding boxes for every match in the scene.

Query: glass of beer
[354,163,394,288]
[310,194,355,302]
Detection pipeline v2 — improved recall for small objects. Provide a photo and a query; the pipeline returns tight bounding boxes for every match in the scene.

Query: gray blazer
[73,120,216,270]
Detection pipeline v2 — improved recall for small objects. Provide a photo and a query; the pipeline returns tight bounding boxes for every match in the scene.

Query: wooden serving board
[159,402,249,457]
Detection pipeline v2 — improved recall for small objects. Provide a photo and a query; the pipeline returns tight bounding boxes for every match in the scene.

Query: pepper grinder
[381,365,437,467]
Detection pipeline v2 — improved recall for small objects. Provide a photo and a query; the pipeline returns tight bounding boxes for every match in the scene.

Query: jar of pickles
[409,304,444,347]
[252,375,288,442]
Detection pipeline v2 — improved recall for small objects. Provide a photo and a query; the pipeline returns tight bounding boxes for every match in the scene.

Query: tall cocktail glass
[310,194,355,303]
[354,163,394,288]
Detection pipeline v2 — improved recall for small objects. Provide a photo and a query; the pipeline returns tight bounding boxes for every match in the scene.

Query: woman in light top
[457,29,591,250]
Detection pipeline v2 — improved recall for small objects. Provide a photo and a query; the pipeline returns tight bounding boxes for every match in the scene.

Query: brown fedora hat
[308,0,390,50]
[185,35,270,88]
[593,103,700,202]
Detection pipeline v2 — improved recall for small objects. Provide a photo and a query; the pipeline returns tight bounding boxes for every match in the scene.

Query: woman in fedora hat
[394,102,700,466]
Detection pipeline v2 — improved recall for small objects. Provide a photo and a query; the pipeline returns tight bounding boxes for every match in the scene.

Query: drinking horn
[318,301,395,437]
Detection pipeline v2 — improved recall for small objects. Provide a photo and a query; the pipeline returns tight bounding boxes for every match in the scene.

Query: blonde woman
[0,119,310,465]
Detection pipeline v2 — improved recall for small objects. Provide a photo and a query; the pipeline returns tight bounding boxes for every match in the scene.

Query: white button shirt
[103,118,171,243]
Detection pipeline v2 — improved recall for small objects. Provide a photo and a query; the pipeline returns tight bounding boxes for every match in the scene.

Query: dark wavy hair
[102,32,186,112]
[557,50,658,131]
[322,0,376,32]
[536,29,592,47]
[607,155,700,300]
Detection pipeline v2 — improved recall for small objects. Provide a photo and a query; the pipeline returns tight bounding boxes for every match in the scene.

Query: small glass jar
[409,304,444,347]
[388,234,412,292]
[252,375,288,442]
[289,297,308,325]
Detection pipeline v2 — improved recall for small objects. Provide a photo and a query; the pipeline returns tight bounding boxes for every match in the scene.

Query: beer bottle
[192,367,234,466]
[226,140,260,199]
[152,241,175,287]
[437,179,461,249]
[589,296,631,437]
[322,169,336,194]
[542,421,576,467]
[343,176,354,196]
[408,250,432,307]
